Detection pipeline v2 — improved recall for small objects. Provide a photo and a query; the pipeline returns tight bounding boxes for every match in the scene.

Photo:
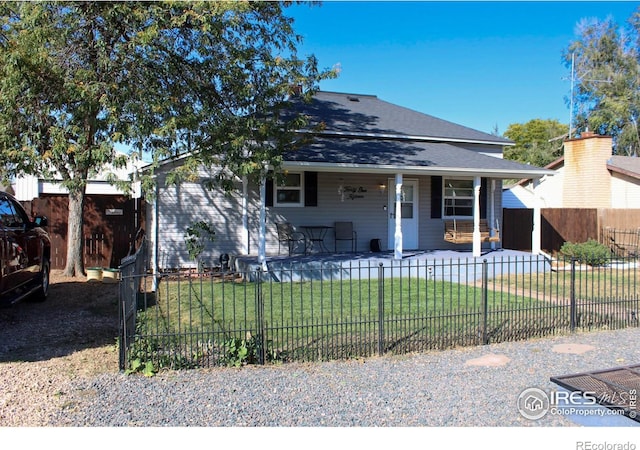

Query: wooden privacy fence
[502,208,640,254]
[22,194,145,270]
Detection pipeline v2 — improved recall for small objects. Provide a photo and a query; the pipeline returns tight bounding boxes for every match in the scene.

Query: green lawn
[490,261,640,302]
[144,275,549,332]
[128,263,640,369]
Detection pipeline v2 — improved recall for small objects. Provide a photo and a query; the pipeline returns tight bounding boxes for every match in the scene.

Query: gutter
[298,129,515,147]
[282,161,553,179]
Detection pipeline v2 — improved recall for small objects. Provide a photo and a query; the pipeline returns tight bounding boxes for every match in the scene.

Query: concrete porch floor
[234,248,550,282]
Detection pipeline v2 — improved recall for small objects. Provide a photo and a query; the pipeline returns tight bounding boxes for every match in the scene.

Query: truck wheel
[32,260,50,302]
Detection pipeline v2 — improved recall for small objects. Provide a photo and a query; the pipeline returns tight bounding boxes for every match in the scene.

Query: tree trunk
[63,189,86,277]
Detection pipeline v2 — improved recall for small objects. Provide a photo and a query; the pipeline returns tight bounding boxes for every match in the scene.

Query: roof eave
[282,161,552,179]
[300,130,514,147]
[607,163,640,181]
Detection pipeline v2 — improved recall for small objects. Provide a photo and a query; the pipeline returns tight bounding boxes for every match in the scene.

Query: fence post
[570,258,577,332]
[255,268,266,365]
[378,263,384,357]
[118,278,126,371]
[481,259,489,345]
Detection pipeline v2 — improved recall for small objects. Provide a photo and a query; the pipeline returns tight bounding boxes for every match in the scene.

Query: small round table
[301,225,332,253]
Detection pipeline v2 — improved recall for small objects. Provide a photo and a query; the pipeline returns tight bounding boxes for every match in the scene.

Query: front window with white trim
[443,178,473,218]
[275,172,304,207]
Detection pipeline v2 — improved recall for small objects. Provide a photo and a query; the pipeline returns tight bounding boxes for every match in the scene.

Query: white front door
[388,178,419,250]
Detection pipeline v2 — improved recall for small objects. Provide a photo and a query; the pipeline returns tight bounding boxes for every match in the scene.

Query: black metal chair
[334,221,357,252]
[276,222,309,256]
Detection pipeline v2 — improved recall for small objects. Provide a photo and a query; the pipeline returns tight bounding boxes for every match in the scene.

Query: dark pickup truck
[0,191,51,306]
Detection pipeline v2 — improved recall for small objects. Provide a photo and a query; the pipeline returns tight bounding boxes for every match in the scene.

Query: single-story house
[503,132,640,209]
[147,91,552,272]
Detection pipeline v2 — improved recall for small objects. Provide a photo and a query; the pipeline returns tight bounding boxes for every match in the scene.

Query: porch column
[532,178,541,255]
[394,173,403,260]
[472,176,481,257]
[258,172,267,270]
[490,179,496,251]
[241,176,249,255]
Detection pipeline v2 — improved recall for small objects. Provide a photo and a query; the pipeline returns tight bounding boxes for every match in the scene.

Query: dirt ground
[0,269,121,375]
[0,270,122,426]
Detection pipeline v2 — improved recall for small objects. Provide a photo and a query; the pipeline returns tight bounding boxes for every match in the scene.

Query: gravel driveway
[2,272,640,428]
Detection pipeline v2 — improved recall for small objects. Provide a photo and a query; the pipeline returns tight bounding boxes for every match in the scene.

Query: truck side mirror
[33,216,48,227]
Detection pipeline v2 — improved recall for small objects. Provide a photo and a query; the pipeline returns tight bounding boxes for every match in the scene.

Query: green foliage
[565,11,640,155]
[184,221,216,265]
[220,336,258,367]
[125,358,156,377]
[560,239,613,266]
[0,1,337,273]
[503,119,568,167]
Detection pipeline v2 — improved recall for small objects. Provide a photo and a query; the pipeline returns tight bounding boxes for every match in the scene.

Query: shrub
[184,221,216,272]
[560,239,612,266]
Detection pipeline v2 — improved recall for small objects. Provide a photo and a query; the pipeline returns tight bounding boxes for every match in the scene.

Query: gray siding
[149,169,503,270]
[151,171,256,269]
[265,172,390,253]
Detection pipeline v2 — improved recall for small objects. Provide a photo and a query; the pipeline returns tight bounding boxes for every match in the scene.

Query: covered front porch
[242,171,546,267]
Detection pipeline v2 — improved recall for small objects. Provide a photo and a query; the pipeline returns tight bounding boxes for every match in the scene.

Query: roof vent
[347,96,360,102]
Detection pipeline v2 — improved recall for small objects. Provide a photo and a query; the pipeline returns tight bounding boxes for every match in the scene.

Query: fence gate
[502,208,533,251]
[23,194,145,270]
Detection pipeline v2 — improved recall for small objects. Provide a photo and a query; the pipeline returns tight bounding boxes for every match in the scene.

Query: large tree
[503,118,568,167]
[0,1,335,276]
[565,9,640,155]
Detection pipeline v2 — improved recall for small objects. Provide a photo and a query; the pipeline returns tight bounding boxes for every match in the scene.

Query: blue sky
[287,1,640,135]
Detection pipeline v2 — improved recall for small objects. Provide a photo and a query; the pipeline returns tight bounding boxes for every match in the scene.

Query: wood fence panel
[502,208,533,251]
[541,208,598,252]
[598,209,640,230]
[23,195,144,270]
[491,207,640,254]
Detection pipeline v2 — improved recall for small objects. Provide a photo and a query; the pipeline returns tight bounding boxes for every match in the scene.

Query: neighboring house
[12,155,146,269]
[148,91,551,271]
[12,154,144,201]
[502,158,564,208]
[503,132,640,209]
[607,155,640,208]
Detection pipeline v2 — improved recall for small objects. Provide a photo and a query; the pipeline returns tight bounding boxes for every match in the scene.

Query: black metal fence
[601,227,640,257]
[118,254,640,371]
[118,238,148,370]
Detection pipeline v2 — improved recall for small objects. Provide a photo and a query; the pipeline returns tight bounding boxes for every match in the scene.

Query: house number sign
[338,185,367,201]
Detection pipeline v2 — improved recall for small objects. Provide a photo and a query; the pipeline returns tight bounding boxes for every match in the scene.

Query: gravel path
[47,327,640,427]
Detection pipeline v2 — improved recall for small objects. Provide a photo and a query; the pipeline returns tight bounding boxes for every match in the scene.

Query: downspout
[532,178,541,255]
[473,176,481,257]
[258,170,267,271]
[152,179,159,291]
[241,176,249,255]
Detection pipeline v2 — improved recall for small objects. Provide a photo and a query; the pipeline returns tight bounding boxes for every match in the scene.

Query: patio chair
[334,221,357,252]
[276,222,309,256]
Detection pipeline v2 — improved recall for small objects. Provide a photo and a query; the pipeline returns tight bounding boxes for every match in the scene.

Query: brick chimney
[562,132,613,207]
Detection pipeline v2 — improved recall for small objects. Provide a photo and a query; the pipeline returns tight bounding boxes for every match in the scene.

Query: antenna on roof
[565,52,612,139]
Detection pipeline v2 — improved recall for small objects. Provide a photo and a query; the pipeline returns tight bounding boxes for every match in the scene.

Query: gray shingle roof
[284,137,547,177]
[607,155,640,180]
[282,91,550,177]
[290,91,513,145]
